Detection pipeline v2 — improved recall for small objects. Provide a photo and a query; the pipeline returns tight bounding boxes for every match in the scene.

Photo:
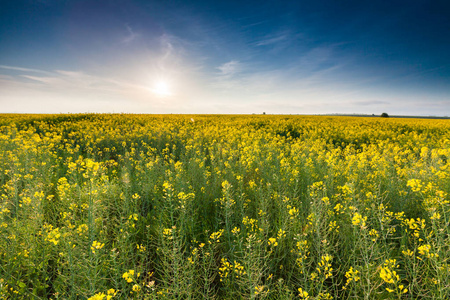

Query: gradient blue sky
[1,0,449,115]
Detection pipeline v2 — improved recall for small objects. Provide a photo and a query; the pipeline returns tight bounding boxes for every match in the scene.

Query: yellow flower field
[0,114,449,299]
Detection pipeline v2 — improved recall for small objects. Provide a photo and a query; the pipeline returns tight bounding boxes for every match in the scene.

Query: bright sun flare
[152,80,172,97]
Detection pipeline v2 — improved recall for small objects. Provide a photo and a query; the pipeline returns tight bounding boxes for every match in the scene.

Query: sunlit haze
[1,0,449,115]
[150,80,172,97]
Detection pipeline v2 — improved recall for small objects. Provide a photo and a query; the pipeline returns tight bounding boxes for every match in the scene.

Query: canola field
[1,114,449,299]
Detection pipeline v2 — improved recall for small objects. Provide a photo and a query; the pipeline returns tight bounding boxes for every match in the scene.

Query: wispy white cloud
[0,65,169,113]
[217,60,240,77]
[145,33,201,80]
[121,24,140,44]
[296,47,334,70]
[55,70,85,77]
[0,36,208,112]
[254,33,288,46]
[351,100,389,106]
[0,65,51,74]
[21,75,62,85]
[2,65,149,97]
[210,60,245,92]
[210,44,345,98]
[157,34,176,72]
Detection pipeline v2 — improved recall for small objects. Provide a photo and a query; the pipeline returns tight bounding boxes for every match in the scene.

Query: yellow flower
[107,288,117,298]
[418,244,431,256]
[128,213,138,221]
[380,267,397,284]
[131,284,140,293]
[76,224,88,235]
[277,229,286,239]
[351,212,367,228]
[45,226,61,245]
[209,229,224,242]
[334,203,343,212]
[254,285,265,295]
[344,266,360,288]
[122,269,138,283]
[298,287,309,299]
[268,237,278,247]
[407,179,423,192]
[91,240,105,254]
[219,258,232,281]
[288,206,299,218]
[402,249,414,257]
[136,244,146,252]
[88,292,106,300]
[163,228,173,239]
[369,229,379,241]
[430,212,441,220]
[328,221,339,232]
[380,259,404,294]
[317,254,333,279]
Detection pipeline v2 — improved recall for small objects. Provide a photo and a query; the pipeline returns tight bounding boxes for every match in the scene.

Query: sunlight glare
[152,80,172,97]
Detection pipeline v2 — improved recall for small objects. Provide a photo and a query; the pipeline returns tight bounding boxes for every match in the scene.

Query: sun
[152,80,172,97]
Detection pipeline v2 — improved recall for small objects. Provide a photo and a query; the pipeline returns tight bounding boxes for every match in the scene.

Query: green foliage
[0,114,449,299]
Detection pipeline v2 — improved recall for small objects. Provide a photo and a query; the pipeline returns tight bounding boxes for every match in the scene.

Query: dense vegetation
[1,114,449,299]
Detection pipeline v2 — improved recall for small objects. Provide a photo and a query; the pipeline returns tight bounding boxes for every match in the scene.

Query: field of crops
[0,114,449,299]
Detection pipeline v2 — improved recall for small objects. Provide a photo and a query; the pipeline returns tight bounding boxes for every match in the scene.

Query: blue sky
[1,0,449,115]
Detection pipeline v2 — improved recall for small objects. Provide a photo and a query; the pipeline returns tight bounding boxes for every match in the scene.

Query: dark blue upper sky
[1,0,449,114]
